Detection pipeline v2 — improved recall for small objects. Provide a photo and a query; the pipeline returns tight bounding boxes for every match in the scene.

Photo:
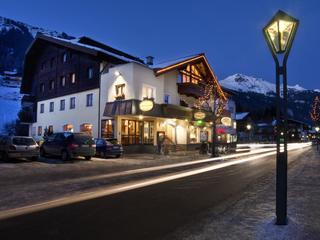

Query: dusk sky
[1,0,319,89]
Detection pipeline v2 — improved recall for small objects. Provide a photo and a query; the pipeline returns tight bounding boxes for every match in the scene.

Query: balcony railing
[177,82,204,98]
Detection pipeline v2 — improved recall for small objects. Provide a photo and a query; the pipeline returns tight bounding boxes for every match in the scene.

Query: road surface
[0,145,310,240]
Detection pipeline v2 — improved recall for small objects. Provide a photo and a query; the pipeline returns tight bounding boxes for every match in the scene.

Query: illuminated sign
[194,111,206,120]
[139,98,154,112]
[196,120,205,127]
[221,117,232,126]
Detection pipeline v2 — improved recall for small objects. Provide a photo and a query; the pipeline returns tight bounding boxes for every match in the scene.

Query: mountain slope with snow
[0,16,73,74]
[220,73,308,95]
[220,74,319,125]
[0,16,73,132]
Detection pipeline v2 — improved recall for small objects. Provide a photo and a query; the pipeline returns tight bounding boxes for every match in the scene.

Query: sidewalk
[165,147,320,240]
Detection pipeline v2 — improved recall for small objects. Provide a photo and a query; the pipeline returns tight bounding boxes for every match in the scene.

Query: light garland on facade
[310,96,320,123]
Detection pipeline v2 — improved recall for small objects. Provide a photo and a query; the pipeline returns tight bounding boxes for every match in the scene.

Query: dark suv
[40,132,96,161]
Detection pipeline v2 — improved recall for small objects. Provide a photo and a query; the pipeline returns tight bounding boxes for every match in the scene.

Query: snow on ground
[0,82,21,132]
[165,147,320,240]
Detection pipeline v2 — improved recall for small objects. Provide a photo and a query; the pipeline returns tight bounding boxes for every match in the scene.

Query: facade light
[114,70,121,77]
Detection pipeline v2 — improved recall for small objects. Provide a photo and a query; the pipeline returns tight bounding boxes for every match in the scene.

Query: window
[142,85,155,99]
[48,125,54,135]
[63,124,73,132]
[40,103,44,113]
[38,126,42,136]
[50,58,55,68]
[60,99,65,111]
[115,84,125,100]
[121,119,154,145]
[41,61,46,71]
[49,102,54,112]
[49,80,55,90]
[62,52,67,63]
[164,94,170,104]
[88,67,93,79]
[180,64,202,84]
[86,93,93,107]
[71,73,76,84]
[60,76,66,87]
[40,83,45,93]
[80,123,93,136]
[70,97,76,109]
[101,119,114,138]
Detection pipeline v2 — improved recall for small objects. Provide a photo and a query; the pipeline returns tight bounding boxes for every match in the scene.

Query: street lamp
[263,10,299,225]
[315,126,320,133]
[246,124,252,142]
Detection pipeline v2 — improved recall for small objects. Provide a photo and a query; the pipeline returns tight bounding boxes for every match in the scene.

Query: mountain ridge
[220,73,314,95]
[220,73,318,125]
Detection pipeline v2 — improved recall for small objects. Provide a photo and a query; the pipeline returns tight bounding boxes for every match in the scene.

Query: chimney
[146,56,154,66]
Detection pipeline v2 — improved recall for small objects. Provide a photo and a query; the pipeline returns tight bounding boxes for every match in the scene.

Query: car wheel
[61,150,70,161]
[85,156,92,161]
[115,154,121,158]
[40,148,47,157]
[99,152,105,158]
[1,152,9,161]
[30,156,39,161]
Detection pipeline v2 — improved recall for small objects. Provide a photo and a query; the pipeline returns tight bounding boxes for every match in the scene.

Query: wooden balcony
[177,82,204,98]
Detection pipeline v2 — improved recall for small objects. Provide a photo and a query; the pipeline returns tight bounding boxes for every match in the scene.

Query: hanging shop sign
[139,98,154,112]
[221,117,232,126]
[196,119,205,127]
[194,111,206,120]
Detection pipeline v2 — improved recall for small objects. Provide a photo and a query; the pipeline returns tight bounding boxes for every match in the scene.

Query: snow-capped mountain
[220,73,308,95]
[220,74,319,125]
[0,16,73,74]
[0,16,72,39]
[0,16,73,132]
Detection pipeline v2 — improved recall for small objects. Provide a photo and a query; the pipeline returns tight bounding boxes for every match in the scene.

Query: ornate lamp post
[263,10,299,225]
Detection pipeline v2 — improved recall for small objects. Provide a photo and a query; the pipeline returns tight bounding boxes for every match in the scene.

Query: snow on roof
[152,54,202,69]
[39,34,144,64]
[235,112,250,120]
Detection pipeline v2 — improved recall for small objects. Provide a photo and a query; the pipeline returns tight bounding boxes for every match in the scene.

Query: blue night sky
[1,0,319,89]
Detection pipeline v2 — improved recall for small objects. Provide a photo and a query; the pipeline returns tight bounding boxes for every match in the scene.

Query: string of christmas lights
[310,96,320,123]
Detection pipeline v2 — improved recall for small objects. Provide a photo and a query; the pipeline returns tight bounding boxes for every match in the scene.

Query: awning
[103,100,213,121]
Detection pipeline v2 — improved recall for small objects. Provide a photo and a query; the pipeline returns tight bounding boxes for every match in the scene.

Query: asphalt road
[0,147,308,240]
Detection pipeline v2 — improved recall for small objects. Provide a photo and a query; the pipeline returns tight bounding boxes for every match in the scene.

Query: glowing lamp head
[246,124,252,130]
[315,126,320,132]
[114,70,121,77]
[263,10,299,55]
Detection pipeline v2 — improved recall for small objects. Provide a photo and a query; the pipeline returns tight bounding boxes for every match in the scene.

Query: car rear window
[106,139,118,144]
[12,137,36,146]
[72,134,95,144]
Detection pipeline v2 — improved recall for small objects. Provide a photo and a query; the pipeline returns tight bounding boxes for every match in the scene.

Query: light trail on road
[0,142,311,221]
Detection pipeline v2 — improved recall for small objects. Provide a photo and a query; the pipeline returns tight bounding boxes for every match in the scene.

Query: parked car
[95,138,123,158]
[0,135,39,161]
[40,132,96,161]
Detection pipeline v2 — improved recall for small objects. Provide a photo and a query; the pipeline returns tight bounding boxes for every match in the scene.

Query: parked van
[0,136,39,161]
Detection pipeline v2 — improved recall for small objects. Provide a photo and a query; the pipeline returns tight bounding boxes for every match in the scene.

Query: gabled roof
[153,53,227,100]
